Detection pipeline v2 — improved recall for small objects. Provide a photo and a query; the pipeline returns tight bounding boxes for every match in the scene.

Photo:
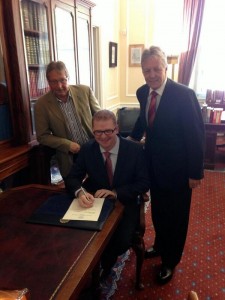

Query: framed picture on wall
[129,44,144,67]
[109,42,118,68]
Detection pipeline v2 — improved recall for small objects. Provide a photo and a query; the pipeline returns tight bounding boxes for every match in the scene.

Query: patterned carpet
[102,170,225,300]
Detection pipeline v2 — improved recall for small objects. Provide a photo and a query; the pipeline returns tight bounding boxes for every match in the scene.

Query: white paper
[62,198,105,221]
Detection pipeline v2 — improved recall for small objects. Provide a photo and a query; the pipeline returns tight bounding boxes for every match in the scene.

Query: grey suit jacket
[34,85,101,177]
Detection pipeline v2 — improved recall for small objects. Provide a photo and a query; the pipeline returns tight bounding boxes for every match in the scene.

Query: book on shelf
[28,1,34,31]
[213,108,223,124]
[25,36,31,64]
[29,70,37,98]
[32,2,39,31]
[40,5,48,33]
[207,107,223,124]
[29,69,50,99]
[21,0,30,30]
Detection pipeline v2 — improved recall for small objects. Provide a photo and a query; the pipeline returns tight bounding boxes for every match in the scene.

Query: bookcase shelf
[28,64,47,69]
[24,29,48,35]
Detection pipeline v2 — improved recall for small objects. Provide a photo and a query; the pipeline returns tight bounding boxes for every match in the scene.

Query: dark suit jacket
[66,136,150,216]
[130,79,205,190]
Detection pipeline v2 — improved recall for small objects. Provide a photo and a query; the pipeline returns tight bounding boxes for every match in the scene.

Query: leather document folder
[27,193,115,231]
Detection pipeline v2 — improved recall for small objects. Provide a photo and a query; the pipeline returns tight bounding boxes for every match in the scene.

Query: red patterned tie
[103,152,113,186]
[148,91,158,127]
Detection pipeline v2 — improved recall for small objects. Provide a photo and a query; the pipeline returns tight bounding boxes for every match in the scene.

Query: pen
[80,187,89,201]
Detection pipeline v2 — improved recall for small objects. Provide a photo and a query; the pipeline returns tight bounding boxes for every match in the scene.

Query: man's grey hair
[46,61,69,80]
[141,46,167,68]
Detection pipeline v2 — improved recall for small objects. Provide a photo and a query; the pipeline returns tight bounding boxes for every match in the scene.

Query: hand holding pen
[78,187,95,208]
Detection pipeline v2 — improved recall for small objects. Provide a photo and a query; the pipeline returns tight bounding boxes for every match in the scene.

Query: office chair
[132,192,150,290]
[117,107,149,289]
[117,107,140,137]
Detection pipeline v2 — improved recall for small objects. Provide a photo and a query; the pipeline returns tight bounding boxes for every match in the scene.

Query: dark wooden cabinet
[204,123,225,169]
[0,0,95,189]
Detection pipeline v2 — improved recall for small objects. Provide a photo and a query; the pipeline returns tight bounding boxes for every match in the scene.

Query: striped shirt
[57,94,89,145]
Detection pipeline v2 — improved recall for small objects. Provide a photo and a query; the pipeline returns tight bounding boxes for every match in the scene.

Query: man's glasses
[93,128,117,136]
[48,78,68,86]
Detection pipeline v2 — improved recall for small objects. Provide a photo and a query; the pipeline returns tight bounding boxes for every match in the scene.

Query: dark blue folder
[27,193,115,231]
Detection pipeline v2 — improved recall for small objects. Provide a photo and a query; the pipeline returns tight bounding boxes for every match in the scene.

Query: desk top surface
[0,185,123,300]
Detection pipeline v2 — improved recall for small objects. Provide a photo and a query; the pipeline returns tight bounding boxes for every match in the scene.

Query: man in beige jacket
[34,61,101,179]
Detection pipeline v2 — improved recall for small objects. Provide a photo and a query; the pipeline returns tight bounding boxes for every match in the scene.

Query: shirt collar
[56,91,71,103]
[150,78,167,97]
[100,135,120,155]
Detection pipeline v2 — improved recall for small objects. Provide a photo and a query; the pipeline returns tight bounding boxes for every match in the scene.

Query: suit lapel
[153,79,171,126]
[140,85,150,127]
[47,93,66,123]
[93,142,110,186]
[113,138,126,186]
[146,79,172,128]
[140,85,149,108]
[69,87,83,123]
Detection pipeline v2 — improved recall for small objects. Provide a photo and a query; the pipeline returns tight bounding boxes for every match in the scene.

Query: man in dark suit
[128,46,205,284]
[65,109,150,279]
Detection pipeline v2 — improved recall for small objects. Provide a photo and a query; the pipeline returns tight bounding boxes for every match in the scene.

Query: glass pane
[0,37,12,141]
[77,17,91,86]
[21,0,51,134]
[55,6,76,84]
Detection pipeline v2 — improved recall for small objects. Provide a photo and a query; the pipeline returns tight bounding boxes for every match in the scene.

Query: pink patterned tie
[148,91,158,127]
[103,152,113,186]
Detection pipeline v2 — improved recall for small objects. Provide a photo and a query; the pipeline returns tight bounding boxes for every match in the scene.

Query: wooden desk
[0,143,31,181]
[204,123,225,169]
[0,184,124,299]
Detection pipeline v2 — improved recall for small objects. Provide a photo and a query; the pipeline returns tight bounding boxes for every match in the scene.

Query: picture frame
[129,44,144,67]
[109,42,118,68]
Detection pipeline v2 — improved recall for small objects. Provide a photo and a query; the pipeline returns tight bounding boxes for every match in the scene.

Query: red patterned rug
[102,170,225,299]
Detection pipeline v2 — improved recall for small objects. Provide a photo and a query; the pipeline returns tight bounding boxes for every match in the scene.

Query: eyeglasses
[48,78,68,86]
[93,128,117,136]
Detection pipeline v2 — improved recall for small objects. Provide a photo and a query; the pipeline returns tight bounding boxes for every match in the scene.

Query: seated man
[65,109,150,279]
[34,61,101,180]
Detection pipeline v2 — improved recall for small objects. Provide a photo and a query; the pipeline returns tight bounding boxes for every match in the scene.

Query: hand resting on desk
[94,189,116,199]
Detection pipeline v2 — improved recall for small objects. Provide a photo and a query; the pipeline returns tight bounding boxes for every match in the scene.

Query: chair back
[117,107,140,137]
